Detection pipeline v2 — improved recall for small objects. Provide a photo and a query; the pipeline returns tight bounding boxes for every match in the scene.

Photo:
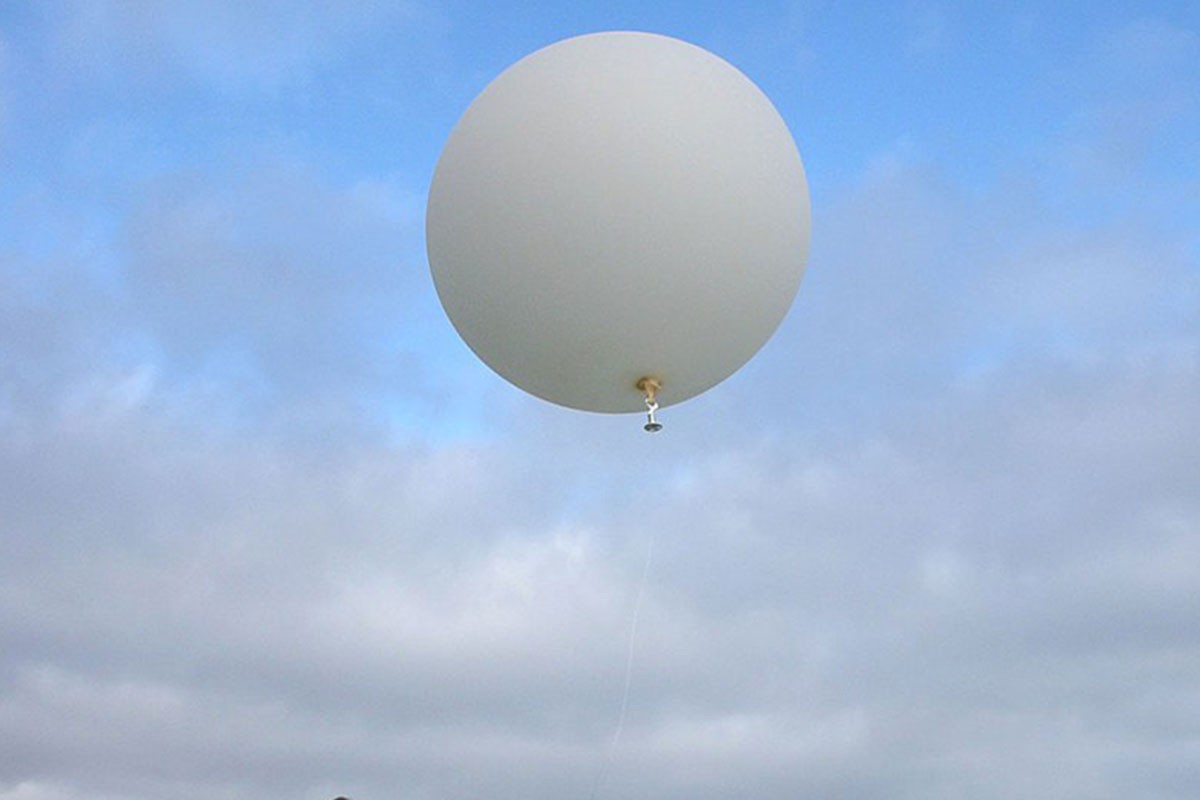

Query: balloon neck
[637,377,663,433]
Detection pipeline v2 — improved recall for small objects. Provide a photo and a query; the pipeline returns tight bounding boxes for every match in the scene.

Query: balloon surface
[427,31,810,413]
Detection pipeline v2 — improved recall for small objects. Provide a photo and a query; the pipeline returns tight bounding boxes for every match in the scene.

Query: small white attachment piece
[637,377,663,433]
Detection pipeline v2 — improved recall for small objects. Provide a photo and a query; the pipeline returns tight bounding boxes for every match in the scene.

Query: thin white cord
[589,533,655,800]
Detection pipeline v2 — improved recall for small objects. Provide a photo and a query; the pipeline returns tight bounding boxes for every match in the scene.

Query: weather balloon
[426,31,810,425]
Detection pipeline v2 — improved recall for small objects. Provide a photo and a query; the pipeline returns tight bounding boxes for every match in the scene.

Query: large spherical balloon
[427,31,810,413]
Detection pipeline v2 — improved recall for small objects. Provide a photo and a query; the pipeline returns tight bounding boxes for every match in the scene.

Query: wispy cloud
[44,0,422,90]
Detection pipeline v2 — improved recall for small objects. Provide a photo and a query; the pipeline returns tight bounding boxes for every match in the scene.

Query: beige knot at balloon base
[636,377,663,433]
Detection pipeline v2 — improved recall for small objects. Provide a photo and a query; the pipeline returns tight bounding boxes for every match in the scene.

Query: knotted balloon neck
[637,377,663,433]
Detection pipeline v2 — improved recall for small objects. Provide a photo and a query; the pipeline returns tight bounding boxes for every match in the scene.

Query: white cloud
[1044,17,1200,200]
[117,153,433,430]
[3,326,1196,798]
[46,0,422,90]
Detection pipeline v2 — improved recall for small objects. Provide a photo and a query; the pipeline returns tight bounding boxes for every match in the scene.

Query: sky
[1,1,1198,799]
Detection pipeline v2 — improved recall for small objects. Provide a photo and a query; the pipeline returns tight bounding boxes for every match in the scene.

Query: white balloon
[427,31,810,413]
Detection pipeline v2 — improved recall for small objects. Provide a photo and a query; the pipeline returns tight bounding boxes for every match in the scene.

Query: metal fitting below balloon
[637,377,663,433]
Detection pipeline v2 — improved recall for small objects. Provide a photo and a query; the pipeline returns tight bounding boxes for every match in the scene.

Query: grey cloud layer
[3,340,1197,800]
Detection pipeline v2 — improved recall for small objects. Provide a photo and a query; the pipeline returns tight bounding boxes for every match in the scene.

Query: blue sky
[2,3,1199,800]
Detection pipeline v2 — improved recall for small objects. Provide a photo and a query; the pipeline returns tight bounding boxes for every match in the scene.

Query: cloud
[0,149,447,439]
[3,252,1197,799]
[117,153,437,431]
[703,141,1200,434]
[44,0,421,91]
[1045,16,1200,202]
